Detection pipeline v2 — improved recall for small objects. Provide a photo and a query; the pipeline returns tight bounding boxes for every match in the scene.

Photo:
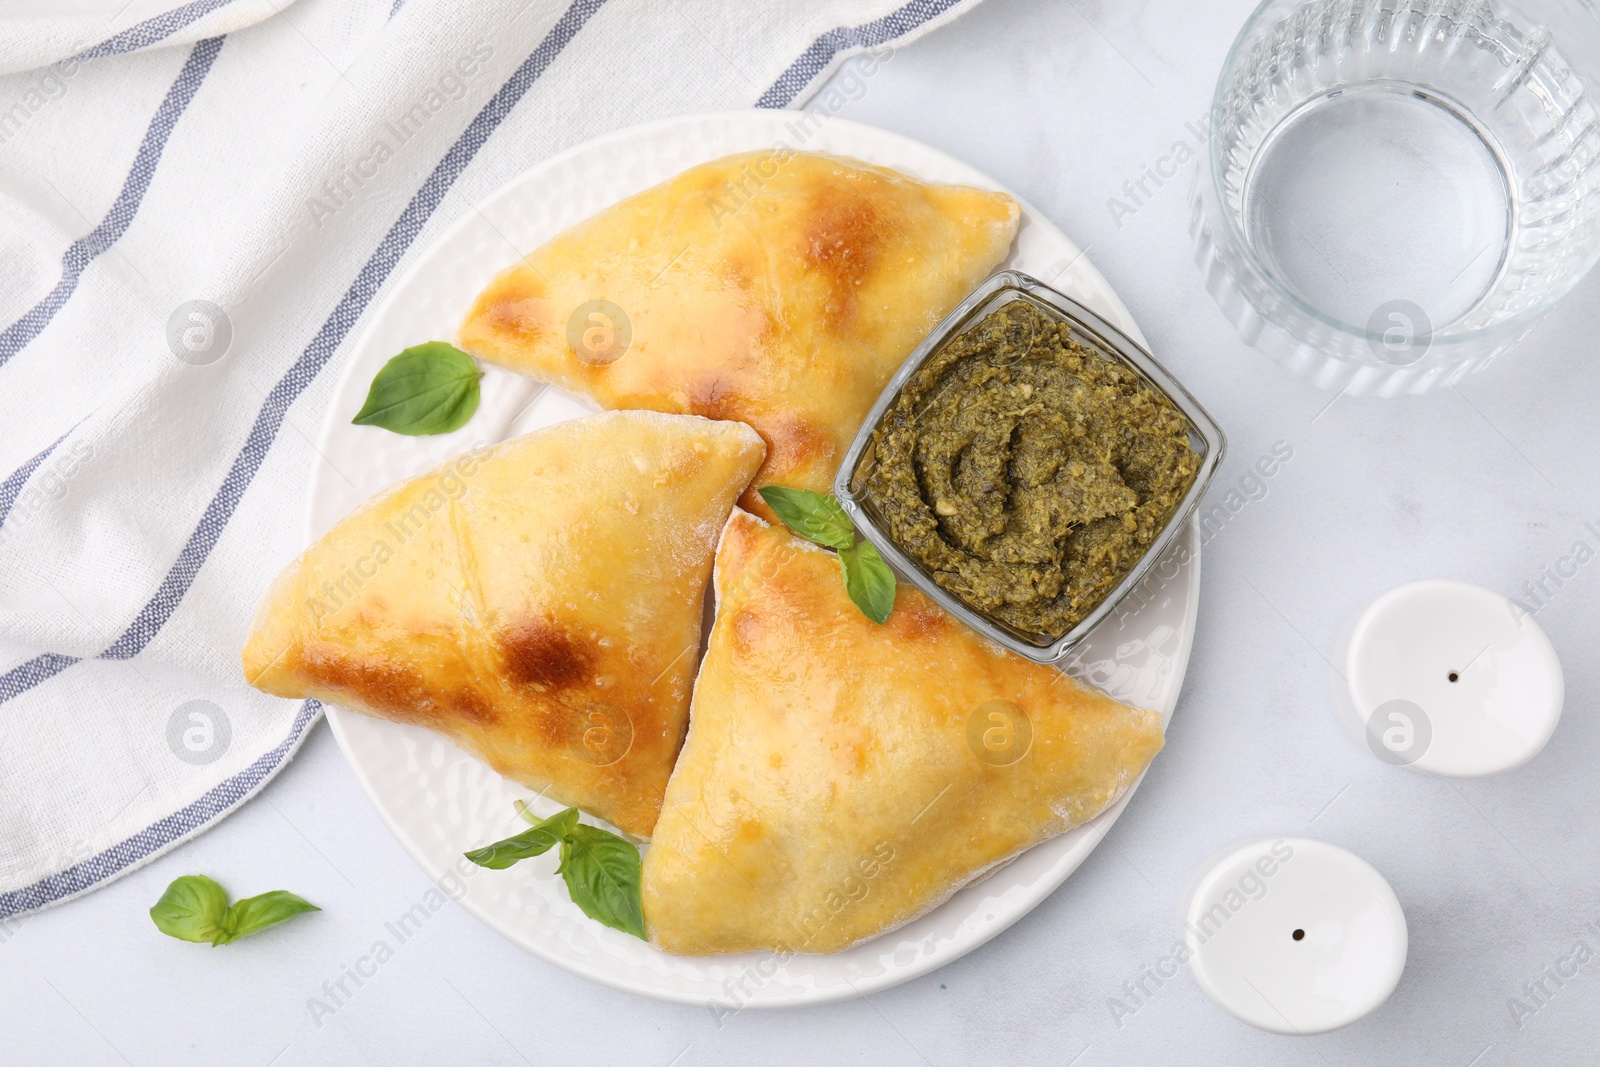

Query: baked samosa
[457,150,1019,520]
[241,412,765,838]
[642,511,1165,954]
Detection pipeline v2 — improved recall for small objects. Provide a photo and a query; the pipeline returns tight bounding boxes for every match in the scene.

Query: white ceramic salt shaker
[1183,837,1407,1035]
[1333,579,1563,776]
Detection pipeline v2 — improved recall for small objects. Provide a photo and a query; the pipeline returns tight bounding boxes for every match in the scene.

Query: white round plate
[308,111,1201,1007]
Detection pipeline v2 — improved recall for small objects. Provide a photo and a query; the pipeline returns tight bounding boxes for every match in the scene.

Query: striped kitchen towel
[0,0,985,919]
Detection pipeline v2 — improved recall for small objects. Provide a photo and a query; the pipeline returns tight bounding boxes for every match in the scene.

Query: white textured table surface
[6,1,1599,1063]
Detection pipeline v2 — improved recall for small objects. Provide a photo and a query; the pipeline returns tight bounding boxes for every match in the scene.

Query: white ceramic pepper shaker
[1183,837,1408,1034]
[1333,579,1563,775]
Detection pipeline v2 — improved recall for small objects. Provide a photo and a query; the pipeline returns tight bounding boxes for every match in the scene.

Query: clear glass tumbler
[1192,0,1600,395]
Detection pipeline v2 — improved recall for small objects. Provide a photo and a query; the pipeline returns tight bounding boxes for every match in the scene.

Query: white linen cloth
[0,0,985,919]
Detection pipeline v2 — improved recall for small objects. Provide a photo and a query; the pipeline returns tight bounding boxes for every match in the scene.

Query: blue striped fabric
[0,429,70,529]
[0,699,321,919]
[0,37,224,369]
[756,0,966,107]
[0,652,78,706]
[73,0,240,63]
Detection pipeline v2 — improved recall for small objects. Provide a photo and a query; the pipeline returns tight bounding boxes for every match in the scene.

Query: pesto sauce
[860,300,1199,644]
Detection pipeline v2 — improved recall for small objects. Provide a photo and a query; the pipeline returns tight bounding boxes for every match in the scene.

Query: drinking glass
[1192,0,1600,395]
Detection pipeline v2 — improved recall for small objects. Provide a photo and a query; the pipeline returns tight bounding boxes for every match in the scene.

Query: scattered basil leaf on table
[150,874,319,946]
[464,806,580,870]
[757,486,855,550]
[149,874,229,944]
[465,804,645,940]
[351,341,483,435]
[758,485,898,624]
[221,890,322,942]
[839,539,897,625]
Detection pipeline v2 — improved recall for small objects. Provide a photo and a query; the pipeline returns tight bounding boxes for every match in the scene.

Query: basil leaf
[149,874,229,944]
[351,341,483,435]
[467,803,645,940]
[840,540,896,624]
[759,486,896,624]
[149,877,316,946]
[219,890,320,944]
[465,807,580,870]
[556,824,645,940]
[758,486,856,550]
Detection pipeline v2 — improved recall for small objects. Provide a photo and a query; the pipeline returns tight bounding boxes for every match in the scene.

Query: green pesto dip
[859,299,1199,644]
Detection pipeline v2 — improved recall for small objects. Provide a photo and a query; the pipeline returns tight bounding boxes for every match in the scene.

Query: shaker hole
[1448,671,1460,683]
[1292,929,1305,941]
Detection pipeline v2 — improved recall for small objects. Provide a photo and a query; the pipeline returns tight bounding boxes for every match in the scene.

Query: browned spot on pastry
[894,603,946,643]
[298,644,491,726]
[766,417,828,472]
[298,645,419,711]
[450,689,497,726]
[686,376,743,422]
[501,617,593,690]
[802,188,884,331]
[480,292,548,344]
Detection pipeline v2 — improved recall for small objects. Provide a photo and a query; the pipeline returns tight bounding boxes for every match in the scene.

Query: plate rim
[310,109,1202,1007]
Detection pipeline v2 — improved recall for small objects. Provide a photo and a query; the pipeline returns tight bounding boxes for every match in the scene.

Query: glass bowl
[1193,0,1600,396]
[834,271,1226,664]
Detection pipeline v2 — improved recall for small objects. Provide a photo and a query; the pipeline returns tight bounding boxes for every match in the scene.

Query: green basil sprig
[839,540,896,624]
[149,874,319,946]
[466,805,645,940]
[557,824,646,940]
[463,806,578,869]
[759,485,857,550]
[352,341,483,435]
[758,486,897,624]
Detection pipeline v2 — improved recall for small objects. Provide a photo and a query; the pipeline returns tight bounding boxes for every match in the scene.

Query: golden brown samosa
[641,511,1165,954]
[457,151,1019,520]
[241,412,765,838]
